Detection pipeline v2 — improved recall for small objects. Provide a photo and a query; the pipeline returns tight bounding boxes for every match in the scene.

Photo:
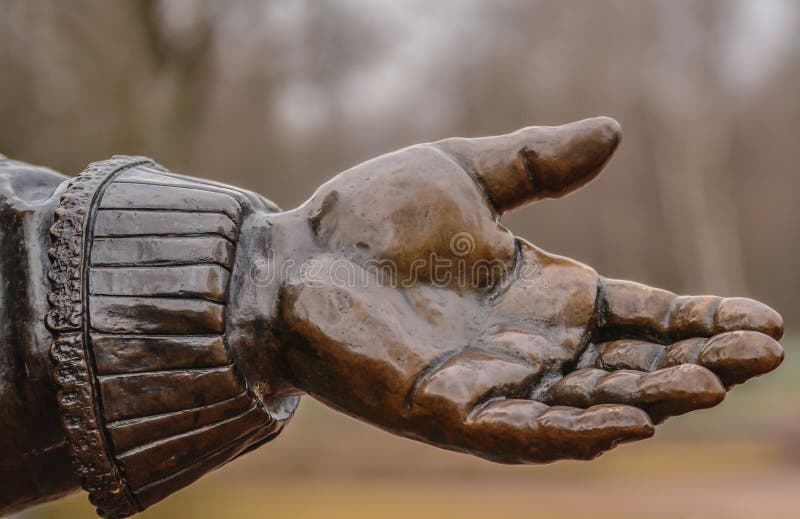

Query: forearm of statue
[0,118,783,518]
[0,156,79,514]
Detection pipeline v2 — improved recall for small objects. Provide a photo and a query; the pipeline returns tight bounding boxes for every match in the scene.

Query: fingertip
[585,404,655,442]
[716,297,784,340]
[636,364,725,423]
[699,331,785,386]
[593,116,622,149]
[669,364,727,407]
[643,364,725,404]
[520,117,622,202]
[621,406,656,441]
[536,404,654,460]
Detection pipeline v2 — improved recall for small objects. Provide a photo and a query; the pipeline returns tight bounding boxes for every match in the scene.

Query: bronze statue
[0,117,784,517]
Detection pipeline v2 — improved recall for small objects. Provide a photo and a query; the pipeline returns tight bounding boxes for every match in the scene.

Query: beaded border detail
[46,156,159,518]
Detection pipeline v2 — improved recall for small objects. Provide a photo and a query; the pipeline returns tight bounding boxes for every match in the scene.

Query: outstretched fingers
[590,331,784,387]
[549,365,725,423]
[550,321,783,423]
[409,346,654,463]
[598,278,784,341]
[465,400,653,463]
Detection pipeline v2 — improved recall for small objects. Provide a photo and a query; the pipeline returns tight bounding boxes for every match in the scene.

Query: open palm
[276,117,783,463]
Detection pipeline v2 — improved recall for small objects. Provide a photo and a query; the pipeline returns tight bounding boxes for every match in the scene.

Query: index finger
[598,278,784,342]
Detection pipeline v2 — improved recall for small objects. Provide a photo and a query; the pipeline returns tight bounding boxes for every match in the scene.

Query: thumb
[435,116,622,214]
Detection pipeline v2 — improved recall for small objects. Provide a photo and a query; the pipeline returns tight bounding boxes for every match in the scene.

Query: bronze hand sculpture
[0,118,783,517]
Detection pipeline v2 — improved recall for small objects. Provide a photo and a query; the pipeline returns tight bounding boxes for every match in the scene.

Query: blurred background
[1,0,798,517]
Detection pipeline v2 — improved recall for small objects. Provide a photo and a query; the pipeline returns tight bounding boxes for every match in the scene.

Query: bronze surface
[0,118,784,516]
